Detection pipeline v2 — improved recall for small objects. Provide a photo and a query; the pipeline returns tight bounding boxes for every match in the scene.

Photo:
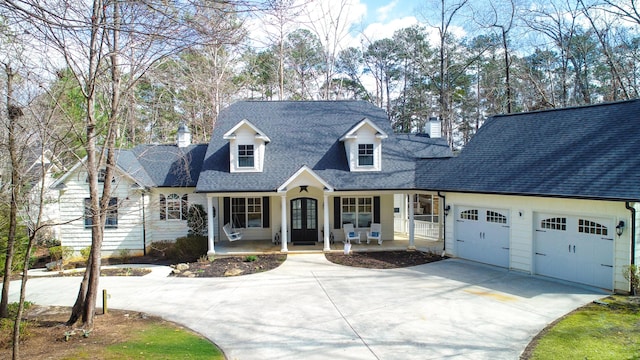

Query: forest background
[0,1,638,355]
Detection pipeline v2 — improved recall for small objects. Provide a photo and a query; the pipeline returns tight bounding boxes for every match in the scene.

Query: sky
[247,0,462,51]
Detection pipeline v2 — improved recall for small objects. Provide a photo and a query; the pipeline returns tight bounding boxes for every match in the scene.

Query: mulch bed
[325,250,446,269]
[171,254,287,277]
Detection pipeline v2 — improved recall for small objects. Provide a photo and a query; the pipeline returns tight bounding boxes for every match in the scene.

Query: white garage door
[455,207,510,267]
[534,213,614,289]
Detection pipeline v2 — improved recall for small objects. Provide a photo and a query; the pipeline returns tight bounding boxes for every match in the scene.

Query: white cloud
[376,0,399,22]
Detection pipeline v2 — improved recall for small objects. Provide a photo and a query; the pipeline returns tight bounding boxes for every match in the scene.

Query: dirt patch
[0,306,187,360]
[171,254,287,277]
[325,250,446,269]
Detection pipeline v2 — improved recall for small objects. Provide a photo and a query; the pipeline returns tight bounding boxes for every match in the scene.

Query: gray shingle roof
[117,144,208,187]
[417,99,640,201]
[197,101,452,192]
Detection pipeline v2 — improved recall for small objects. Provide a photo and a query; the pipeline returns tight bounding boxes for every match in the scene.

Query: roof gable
[339,118,388,141]
[223,119,271,142]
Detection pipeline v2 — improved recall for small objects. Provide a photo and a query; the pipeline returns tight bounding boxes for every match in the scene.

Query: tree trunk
[0,64,21,319]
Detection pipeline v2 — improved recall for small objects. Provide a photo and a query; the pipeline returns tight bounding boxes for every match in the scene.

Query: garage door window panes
[486,211,507,224]
[460,209,478,221]
[541,217,566,231]
[578,219,608,236]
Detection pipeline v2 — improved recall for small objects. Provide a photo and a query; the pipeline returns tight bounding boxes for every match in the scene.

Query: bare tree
[1,0,249,331]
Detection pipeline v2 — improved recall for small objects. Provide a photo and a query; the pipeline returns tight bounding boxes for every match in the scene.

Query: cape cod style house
[49,99,639,292]
[418,99,640,292]
[197,101,452,253]
[50,101,452,256]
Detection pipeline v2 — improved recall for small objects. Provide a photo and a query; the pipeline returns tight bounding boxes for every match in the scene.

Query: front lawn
[524,295,640,359]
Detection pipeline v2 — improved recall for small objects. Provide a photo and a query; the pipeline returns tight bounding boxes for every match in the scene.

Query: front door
[291,198,318,245]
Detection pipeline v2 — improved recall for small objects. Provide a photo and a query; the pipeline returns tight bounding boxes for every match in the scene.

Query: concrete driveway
[10,254,606,359]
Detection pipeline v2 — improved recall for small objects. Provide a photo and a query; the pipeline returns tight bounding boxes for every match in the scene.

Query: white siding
[147,188,206,243]
[57,167,206,256]
[444,193,631,292]
[57,168,144,256]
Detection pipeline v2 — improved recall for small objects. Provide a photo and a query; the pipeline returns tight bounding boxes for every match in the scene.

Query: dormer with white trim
[223,119,270,173]
[339,118,388,172]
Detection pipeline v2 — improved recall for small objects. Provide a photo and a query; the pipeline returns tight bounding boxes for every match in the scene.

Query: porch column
[408,193,416,250]
[323,193,330,251]
[280,194,288,252]
[207,196,215,256]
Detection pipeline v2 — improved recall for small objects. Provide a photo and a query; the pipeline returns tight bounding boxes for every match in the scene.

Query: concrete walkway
[9,254,606,359]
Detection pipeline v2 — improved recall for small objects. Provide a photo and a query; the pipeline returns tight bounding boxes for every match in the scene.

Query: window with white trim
[159,193,188,220]
[358,144,374,166]
[341,197,372,228]
[232,197,262,228]
[238,144,255,168]
[85,197,118,229]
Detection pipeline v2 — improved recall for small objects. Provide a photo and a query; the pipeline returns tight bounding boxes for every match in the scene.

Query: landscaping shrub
[0,204,32,276]
[80,246,91,262]
[166,236,208,262]
[0,302,33,348]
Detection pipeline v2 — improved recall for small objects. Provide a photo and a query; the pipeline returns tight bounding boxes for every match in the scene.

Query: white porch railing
[394,218,441,240]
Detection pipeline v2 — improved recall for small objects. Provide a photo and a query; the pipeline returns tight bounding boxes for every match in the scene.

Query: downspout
[626,202,636,266]
[438,191,447,252]
[142,192,147,256]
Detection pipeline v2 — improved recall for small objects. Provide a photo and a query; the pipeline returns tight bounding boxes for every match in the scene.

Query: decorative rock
[172,269,181,274]
[176,263,189,271]
[45,260,63,271]
[182,270,193,277]
[224,268,244,276]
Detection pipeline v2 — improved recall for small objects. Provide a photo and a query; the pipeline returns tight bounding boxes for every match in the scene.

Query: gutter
[437,191,447,253]
[626,202,636,266]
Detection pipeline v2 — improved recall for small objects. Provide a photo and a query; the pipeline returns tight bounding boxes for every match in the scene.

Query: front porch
[212,233,444,255]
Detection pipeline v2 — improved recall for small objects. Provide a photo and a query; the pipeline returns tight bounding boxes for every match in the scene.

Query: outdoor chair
[223,223,243,241]
[366,223,382,245]
[343,223,361,244]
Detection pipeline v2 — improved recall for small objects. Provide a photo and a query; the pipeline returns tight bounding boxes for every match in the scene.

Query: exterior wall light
[444,205,451,216]
[616,220,625,236]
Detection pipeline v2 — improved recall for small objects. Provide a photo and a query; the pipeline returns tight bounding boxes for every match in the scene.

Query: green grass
[102,323,224,360]
[528,295,640,360]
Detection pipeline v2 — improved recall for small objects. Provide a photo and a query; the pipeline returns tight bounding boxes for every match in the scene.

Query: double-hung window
[341,197,372,228]
[232,197,262,228]
[84,197,118,229]
[358,144,374,166]
[238,144,255,167]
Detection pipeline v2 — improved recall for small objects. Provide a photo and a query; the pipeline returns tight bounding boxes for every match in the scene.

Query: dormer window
[238,145,255,167]
[358,144,374,166]
[224,119,270,173]
[340,118,388,172]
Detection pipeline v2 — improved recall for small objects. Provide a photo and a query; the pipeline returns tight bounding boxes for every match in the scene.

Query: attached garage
[417,100,640,294]
[534,213,614,289]
[455,206,510,268]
